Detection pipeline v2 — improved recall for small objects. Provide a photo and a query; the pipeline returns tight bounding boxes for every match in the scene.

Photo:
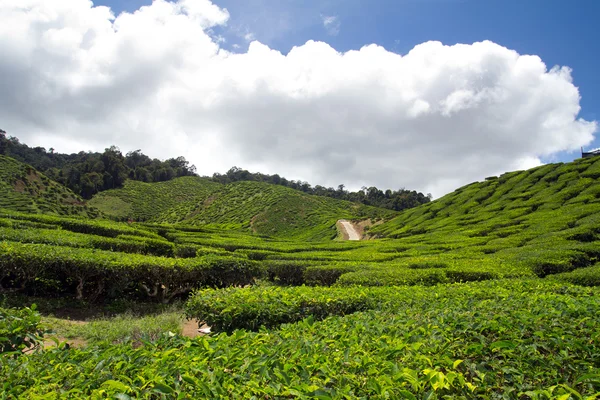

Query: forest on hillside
[0,130,430,210]
[0,130,197,199]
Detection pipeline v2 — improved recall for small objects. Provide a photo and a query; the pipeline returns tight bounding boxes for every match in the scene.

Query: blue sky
[97,0,599,163]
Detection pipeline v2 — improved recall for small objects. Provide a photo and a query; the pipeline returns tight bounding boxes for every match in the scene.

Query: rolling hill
[367,155,600,278]
[89,177,397,240]
[88,177,222,223]
[0,155,100,218]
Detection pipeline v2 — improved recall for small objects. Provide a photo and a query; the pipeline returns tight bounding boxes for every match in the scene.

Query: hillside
[0,155,100,218]
[183,181,396,240]
[89,178,397,240]
[368,155,600,277]
[88,177,222,223]
[1,133,430,210]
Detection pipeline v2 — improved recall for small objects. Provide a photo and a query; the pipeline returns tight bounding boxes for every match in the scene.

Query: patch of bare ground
[337,219,385,240]
[13,179,26,193]
[337,220,360,240]
[26,169,42,184]
[355,219,384,239]
[44,336,87,349]
[182,320,210,338]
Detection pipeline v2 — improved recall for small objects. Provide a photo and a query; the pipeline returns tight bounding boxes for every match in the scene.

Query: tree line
[0,131,196,199]
[211,167,431,211]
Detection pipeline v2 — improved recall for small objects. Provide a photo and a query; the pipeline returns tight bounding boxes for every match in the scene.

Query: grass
[43,310,184,346]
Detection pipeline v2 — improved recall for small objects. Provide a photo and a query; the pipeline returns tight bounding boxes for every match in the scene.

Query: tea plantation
[90,178,396,240]
[0,155,100,218]
[1,155,600,398]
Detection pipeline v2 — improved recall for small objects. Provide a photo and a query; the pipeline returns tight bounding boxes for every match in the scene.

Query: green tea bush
[185,285,382,332]
[552,263,600,286]
[4,280,600,398]
[115,234,175,257]
[0,242,263,302]
[265,260,309,285]
[0,305,45,354]
[336,267,449,287]
[303,264,357,286]
[0,227,174,257]
[174,244,199,258]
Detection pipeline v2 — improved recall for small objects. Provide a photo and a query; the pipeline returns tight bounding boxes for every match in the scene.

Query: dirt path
[181,320,210,338]
[338,220,361,241]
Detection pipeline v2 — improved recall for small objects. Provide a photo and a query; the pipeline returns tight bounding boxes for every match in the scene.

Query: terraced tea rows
[0,155,100,218]
[2,155,600,399]
[91,178,396,240]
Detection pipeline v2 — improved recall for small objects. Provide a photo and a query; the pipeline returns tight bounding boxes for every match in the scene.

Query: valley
[1,153,600,398]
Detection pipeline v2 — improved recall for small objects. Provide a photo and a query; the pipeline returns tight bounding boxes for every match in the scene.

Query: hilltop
[0,155,100,218]
[90,178,397,240]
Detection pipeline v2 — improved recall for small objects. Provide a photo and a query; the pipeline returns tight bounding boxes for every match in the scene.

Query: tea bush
[0,305,45,354]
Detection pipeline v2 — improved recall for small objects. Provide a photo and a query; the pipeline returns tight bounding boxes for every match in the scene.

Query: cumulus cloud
[321,15,340,36]
[0,0,596,197]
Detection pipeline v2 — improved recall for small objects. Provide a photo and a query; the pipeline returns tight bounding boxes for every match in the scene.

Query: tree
[101,146,128,189]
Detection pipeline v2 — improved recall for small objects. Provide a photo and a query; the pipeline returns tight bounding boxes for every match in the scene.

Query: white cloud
[321,15,340,36]
[0,0,596,197]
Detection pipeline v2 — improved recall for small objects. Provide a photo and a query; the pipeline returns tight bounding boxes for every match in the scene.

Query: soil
[355,219,383,239]
[13,180,26,193]
[44,336,87,349]
[181,320,210,338]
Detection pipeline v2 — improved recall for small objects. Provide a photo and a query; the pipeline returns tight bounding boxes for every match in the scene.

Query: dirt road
[339,220,360,240]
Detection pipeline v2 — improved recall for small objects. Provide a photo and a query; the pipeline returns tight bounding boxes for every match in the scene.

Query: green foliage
[89,176,221,222]
[2,155,600,397]
[367,157,600,279]
[211,166,431,212]
[0,227,174,257]
[0,155,100,218]
[91,179,397,240]
[0,242,262,302]
[185,285,380,332]
[3,280,600,398]
[0,133,197,199]
[0,305,45,354]
[551,263,600,286]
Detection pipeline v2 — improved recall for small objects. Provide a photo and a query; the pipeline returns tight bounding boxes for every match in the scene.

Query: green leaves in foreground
[4,280,600,398]
[0,304,45,354]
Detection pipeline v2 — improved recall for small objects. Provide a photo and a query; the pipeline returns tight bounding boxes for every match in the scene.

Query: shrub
[551,264,600,286]
[303,265,357,286]
[0,305,45,354]
[265,261,308,285]
[185,285,380,333]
